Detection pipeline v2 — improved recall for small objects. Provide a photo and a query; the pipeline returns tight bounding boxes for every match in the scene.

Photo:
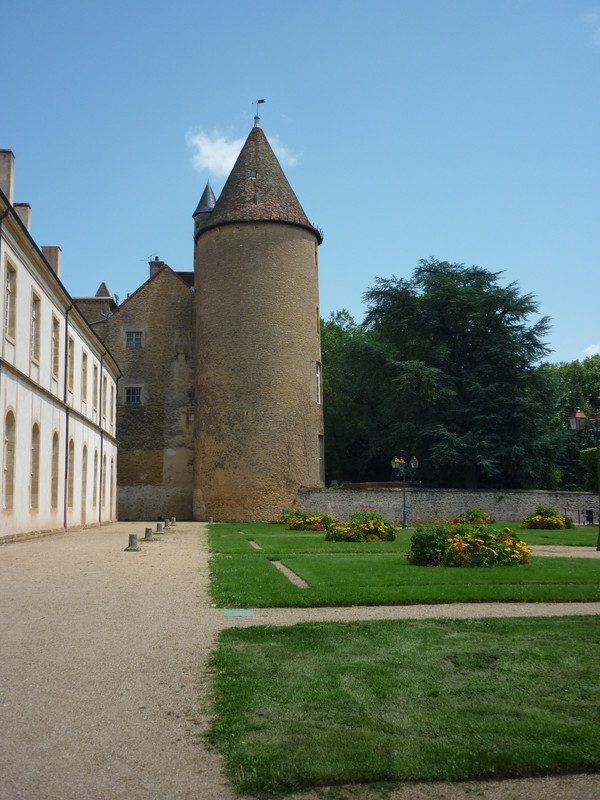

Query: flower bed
[274,508,397,541]
[406,519,531,567]
[520,505,573,530]
[325,508,397,542]
[454,508,495,524]
[272,510,334,532]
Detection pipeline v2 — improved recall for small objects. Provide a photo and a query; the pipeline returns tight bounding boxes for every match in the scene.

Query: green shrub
[325,508,397,542]
[405,519,454,565]
[520,505,573,530]
[407,519,531,567]
[454,508,495,524]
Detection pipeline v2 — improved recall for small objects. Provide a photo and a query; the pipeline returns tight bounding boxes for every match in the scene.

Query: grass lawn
[499,522,598,547]
[211,522,599,553]
[210,616,600,794]
[209,524,600,607]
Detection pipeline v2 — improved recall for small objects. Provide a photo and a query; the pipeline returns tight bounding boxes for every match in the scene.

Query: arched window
[102,454,107,508]
[67,439,75,508]
[30,423,40,510]
[3,411,16,509]
[93,450,98,507]
[81,446,88,524]
[51,432,59,509]
[109,457,114,519]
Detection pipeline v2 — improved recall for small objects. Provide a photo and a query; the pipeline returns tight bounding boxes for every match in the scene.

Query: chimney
[0,150,15,205]
[42,246,62,279]
[14,203,31,231]
[149,255,165,279]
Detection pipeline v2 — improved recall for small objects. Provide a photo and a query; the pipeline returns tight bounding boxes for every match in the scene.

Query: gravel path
[1,522,598,800]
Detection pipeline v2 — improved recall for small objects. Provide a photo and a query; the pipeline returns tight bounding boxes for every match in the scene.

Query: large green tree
[546,356,600,488]
[356,259,555,489]
[320,311,389,484]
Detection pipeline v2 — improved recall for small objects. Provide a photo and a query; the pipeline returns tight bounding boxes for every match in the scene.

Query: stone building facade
[78,121,325,522]
[0,150,120,540]
[83,263,195,520]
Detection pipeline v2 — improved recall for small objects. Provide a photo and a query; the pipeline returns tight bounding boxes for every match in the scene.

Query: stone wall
[193,223,324,522]
[98,267,195,520]
[117,485,192,522]
[298,487,599,525]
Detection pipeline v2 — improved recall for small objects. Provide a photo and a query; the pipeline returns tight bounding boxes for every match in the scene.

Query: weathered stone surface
[95,267,195,520]
[193,223,323,522]
[298,487,599,524]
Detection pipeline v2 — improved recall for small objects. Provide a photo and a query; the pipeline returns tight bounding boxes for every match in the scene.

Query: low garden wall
[298,487,599,525]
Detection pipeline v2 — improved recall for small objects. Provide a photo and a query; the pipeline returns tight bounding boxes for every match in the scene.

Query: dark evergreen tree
[360,259,555,489]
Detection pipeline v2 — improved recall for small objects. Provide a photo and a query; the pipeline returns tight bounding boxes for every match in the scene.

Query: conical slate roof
[199,126,322,243]
[193,179,216,217]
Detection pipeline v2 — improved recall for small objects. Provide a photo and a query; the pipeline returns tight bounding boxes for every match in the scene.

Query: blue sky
[4,0,599,364]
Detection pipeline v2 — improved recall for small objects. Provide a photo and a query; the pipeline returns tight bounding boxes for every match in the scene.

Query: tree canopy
[322,259,566,489]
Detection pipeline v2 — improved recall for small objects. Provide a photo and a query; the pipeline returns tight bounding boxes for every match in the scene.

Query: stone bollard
[164,519,171,529]
[144,527,153,542]
[209,517,213,524]
[156,522,163,534]
[171,517,177,527]
[125,534,140,552]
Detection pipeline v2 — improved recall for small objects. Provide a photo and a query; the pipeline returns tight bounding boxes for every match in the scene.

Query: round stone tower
[192,121,324,521]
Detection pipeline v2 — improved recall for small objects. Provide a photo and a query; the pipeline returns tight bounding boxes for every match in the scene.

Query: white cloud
[185,128,245,177]
[269,135,302,168]
[580,11,600,46]
[185,128,301,177]
[584,343,600,357]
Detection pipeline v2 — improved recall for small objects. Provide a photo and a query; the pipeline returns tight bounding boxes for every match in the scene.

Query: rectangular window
[51,315,60,378]
[81,352,88,403]
[67,337,74,391]
[316,362,322,405]
[125,386,142,405]
[92,364,98,411]
[110,384,115,429]
[126,331,143,348]
[31,293,40,362]
[4,264,16,339]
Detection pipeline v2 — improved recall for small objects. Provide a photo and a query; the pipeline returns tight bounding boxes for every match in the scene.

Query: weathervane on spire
[254,98,265,127]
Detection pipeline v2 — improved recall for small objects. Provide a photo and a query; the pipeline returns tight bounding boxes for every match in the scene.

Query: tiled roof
[175,271,194,287]
[193,180,216,216]
[200,126,322,243]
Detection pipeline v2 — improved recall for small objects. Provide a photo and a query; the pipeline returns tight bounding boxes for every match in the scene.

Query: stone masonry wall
[99,268,195,520]
[194,223,324,522]
[298,487,599,525]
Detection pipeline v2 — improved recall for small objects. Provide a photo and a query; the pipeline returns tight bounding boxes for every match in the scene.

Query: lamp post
[569,398,600,551]
[391,454,418,529]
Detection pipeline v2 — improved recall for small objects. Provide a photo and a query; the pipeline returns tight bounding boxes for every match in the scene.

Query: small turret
[193,179,216,240]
